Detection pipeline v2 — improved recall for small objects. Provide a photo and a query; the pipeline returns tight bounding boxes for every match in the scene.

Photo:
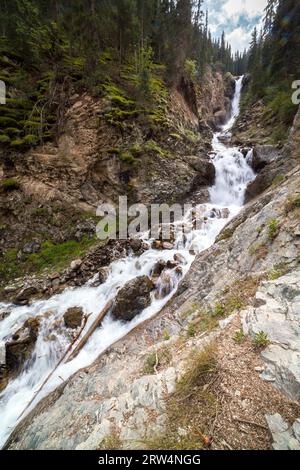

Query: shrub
[187,323,196,337]
[285,194,300,213]
[253,331,270,349]
[119,150,135,164]
[0,135,10,143]
[144,352,158,375]
[1,178,20,191]
[233,329,245,344]
[268,219,280,240]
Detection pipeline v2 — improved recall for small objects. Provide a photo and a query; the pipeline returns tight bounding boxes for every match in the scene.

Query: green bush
[253,331,270,349]
[1,178,20,191]
[268,219,280,240]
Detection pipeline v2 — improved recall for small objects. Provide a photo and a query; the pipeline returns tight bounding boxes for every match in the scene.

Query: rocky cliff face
[5,103,300,450]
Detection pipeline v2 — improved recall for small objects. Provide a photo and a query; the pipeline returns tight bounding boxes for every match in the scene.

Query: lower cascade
[0,76,255,447]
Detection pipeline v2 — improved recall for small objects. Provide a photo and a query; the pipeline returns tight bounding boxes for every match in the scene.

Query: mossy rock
[0,116,18,127]
[0,135,10,144]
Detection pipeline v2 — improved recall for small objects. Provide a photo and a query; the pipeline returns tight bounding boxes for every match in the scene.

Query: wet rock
[153,240,163,250]
[64,307,84,329]
[0,366,8,393]
[174,253,187,265]
[129,239,143,253]
[0,310,11,321]
[220,208,230,219]
[162,242,174,250]
[14,286,39,306]
[184,156,216,185]
[98,267,110,285]
[155,272,173,299]
[251,145,281,172]
[111,276,155,322]
[6,318,40,374]
[151,260,167,278]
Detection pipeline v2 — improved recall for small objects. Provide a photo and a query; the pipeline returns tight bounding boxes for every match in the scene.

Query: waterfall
[0,77,255,447]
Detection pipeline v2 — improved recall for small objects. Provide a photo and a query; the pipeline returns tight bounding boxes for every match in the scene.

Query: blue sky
[203,0,268,52]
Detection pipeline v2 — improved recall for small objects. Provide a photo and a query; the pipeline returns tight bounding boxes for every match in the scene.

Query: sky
[203,0,268,53]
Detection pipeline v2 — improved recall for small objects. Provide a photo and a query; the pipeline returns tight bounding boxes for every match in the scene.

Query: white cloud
[203,0,268,52]
[223,0,267,18]
[226,27,252,52]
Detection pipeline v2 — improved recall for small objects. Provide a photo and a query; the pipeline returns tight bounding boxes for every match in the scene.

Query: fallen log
[67,299,113,362]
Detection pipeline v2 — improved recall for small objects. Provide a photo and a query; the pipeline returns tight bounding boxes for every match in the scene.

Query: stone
[184,156,216,185]
[0,310,11,322]
[251,145,281,172]
[243,270,300,402]
[155,272,173,299]
[64,307,84,329]
[151,260,166,278]
[6,318,40,374]
[98,267,109,285]
[173,253,187,265]
[22,241,41,255]
[111,276,155,322]
[162,242,174,250]
[129,239,142,253]
[265,414,300,450]
[14,286,39,306]
[70,259,82,271]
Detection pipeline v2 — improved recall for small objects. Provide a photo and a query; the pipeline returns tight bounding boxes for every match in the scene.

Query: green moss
[1,179,20,191]
[0,135,10,143]
[216,227,235,242]
[24,134,38,145]
[286,194,300,213]
[267,218,280,240]
[10,138,25,147]
[0,116,18,127]
[272,174,285,186]
[119,150,136,164]
[144,139,170,158]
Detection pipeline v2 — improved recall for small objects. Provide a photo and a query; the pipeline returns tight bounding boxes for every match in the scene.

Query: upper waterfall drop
[209,76,255,207]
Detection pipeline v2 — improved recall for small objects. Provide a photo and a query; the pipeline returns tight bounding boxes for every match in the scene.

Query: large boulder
[185,156,216,186]
[13,286,39,306]
[64,307,84,329]
[111,276,155,322]
[6,317,40,375]
[250,145,281,172]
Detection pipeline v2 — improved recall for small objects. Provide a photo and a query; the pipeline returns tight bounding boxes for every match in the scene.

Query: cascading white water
[0,76,255,447]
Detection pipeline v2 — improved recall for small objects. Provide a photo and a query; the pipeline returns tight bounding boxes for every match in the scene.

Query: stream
[0,76,255,447]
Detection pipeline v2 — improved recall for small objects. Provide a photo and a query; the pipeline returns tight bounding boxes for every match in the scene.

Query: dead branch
[67,300,113,362]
